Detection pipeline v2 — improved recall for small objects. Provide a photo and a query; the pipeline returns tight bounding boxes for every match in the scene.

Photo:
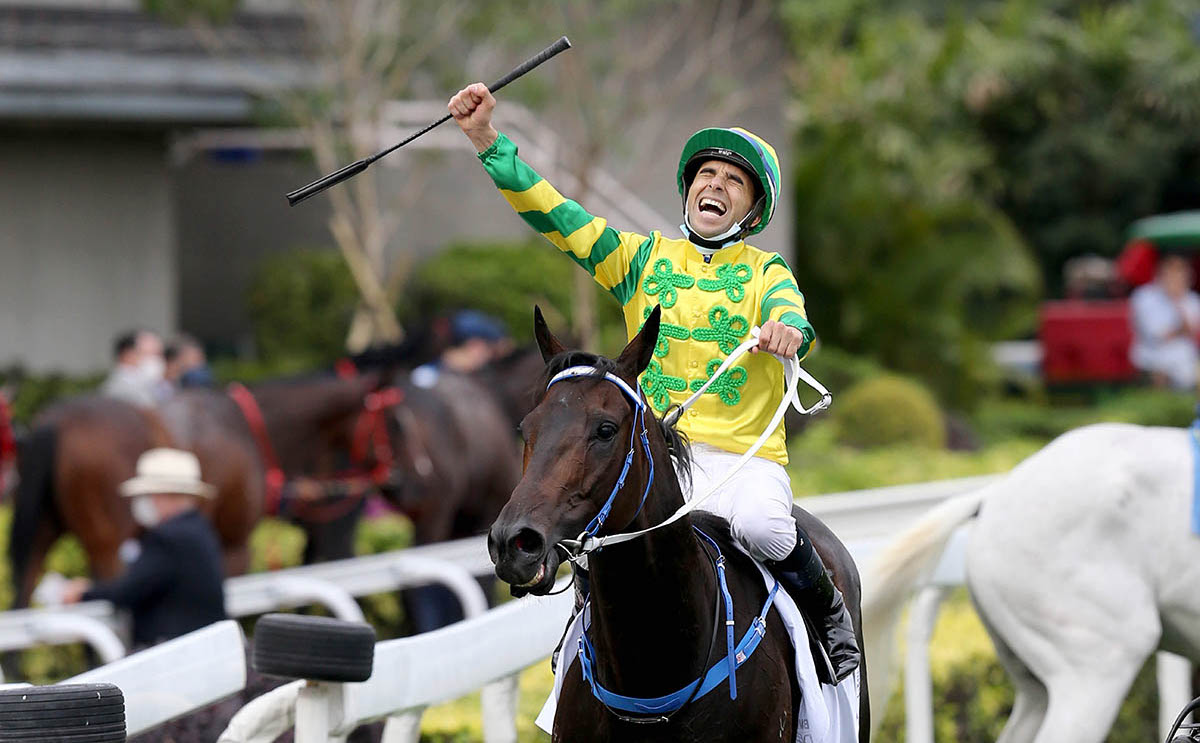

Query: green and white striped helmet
[677,127,781,237]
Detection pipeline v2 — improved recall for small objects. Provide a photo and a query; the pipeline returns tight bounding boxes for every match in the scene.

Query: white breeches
[680,443,798,562]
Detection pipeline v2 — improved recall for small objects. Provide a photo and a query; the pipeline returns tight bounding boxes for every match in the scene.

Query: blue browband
[546,366,780,719]
[546,366,655,542]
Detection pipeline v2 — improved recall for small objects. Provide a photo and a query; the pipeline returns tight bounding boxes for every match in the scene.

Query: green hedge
[973,388,1197,445]
[0,367,102,426]
[833,375,946,449]
[246,250,360,366]
[400,240,627,354]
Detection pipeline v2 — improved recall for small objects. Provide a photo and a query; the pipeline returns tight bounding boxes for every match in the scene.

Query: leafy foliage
[400,240,627,354]
[0,368,103,426]
[832,375,947,449]
[782,6,1042,409]
[964,0,1200,294]
[246,250,360,365]
[781,0,1200,407]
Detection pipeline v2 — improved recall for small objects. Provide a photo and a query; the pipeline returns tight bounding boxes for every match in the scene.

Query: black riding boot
[765,527,860,685]
[550,566,590,672]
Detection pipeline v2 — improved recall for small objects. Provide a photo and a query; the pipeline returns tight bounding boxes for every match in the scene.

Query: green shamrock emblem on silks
[642,258,695,309]
[691,306,750,354]
[697,262,752,303]
[640,358,687,412]
[643,306,690,358]
[689,359,748,406]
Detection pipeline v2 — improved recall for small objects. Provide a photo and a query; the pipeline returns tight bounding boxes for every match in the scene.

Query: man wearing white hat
[63,448,227,647]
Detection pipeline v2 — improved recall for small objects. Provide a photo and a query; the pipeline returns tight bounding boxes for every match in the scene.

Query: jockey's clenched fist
[753,320,805,359]
[449,83,499,153]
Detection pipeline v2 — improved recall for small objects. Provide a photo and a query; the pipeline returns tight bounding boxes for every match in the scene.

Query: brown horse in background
[8,396,173,610]
[7,371,397,612]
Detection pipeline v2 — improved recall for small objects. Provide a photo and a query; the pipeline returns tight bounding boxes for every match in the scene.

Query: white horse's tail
[860,489,987,738]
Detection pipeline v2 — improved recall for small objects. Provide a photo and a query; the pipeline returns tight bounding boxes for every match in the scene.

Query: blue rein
[545,365,780,720]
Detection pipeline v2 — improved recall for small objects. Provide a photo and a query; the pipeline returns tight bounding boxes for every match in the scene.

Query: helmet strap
[680,195,766,250]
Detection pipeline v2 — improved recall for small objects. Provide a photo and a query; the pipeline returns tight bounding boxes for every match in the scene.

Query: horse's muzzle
[488,522,557,596]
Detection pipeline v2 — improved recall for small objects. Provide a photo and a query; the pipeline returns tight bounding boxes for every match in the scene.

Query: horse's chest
[556,663,795,742]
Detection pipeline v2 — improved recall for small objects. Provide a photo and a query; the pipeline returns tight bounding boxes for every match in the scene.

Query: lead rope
[563,326,831,556]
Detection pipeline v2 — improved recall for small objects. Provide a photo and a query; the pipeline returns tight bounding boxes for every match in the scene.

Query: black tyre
[252,613,375,682]
[0,683,125,742]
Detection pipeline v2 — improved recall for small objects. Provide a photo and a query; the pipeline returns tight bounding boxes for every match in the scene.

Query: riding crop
[286,36,572,206]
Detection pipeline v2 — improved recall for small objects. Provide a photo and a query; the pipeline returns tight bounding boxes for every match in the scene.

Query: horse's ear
[617,305,659,379]
[533,305,567,363]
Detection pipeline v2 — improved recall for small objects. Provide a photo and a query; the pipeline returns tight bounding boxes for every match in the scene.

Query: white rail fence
[220,591,574,743]
[5,476,1190,740]
[0,536,494,681]
[68,620,248,737]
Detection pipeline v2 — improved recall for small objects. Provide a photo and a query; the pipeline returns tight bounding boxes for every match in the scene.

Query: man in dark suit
[63,448,227,647]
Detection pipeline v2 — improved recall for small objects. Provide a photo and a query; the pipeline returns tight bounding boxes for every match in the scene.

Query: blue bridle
[545,365,780,722]
[546,366,656,544]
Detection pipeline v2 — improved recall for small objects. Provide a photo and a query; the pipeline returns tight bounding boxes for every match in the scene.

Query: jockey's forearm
[477,132,653,304]
[759,256,816,360]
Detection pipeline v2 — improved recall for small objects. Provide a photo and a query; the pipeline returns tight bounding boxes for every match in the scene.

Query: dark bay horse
[160,371,404,566]
[489,307,868,741]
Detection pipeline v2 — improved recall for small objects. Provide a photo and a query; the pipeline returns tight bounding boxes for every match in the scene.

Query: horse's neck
[255,378,367,468]
[585,436,717,694]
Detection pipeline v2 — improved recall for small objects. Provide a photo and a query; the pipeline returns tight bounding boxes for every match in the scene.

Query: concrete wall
[0,129,176,373]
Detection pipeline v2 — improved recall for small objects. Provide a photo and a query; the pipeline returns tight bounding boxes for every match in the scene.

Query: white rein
[569,326,832,555]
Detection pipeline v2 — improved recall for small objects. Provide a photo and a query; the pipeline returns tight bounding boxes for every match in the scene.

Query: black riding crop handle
[286,35,572,206]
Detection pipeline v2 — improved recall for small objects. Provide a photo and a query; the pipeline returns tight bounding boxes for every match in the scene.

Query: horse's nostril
[512,527,544,556]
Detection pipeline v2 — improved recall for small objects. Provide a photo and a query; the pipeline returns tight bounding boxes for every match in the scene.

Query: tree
[780,3,1042,408]
[155,0,468,350]
[963,0,1200,293]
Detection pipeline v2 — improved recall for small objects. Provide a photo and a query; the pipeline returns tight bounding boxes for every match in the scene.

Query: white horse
[862,422,1200,743]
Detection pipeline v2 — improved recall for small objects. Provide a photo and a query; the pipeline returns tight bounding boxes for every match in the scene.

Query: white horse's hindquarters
[965,423,1194,742]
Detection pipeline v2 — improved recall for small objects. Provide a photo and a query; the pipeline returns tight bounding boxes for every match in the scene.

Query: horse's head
[488,305,661,596]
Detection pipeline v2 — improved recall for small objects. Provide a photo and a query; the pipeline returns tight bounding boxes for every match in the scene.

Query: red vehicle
[1039,211,1200,383]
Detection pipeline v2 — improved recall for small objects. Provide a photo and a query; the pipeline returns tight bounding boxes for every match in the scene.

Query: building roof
[0,0,310,124]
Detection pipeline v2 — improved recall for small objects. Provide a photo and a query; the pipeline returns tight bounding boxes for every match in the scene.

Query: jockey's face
[686,158,759,239]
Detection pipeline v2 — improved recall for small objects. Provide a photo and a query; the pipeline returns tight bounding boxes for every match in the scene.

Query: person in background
[62,448,227,647]
[101,329,166,407]
[1129,254,1200,390]
[165,334,214,389]
[411,309,511,388]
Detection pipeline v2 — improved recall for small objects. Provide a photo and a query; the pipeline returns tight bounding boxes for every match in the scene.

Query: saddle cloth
[535,553,861,742]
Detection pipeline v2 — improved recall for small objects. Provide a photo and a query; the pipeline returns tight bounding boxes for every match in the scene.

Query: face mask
[131,495,161,528]
[138,357,165,382]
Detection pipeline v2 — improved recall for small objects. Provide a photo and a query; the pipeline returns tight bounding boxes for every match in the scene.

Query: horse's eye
[595,422,619,441]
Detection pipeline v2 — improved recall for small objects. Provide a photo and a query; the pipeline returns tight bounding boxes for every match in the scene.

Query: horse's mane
[539,351,693,488]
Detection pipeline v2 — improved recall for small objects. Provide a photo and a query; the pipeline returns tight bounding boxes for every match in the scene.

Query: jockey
[449,83,859,683]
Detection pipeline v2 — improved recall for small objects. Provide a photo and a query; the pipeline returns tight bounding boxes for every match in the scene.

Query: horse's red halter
[227,381,405,520]
[0,392,16,496]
